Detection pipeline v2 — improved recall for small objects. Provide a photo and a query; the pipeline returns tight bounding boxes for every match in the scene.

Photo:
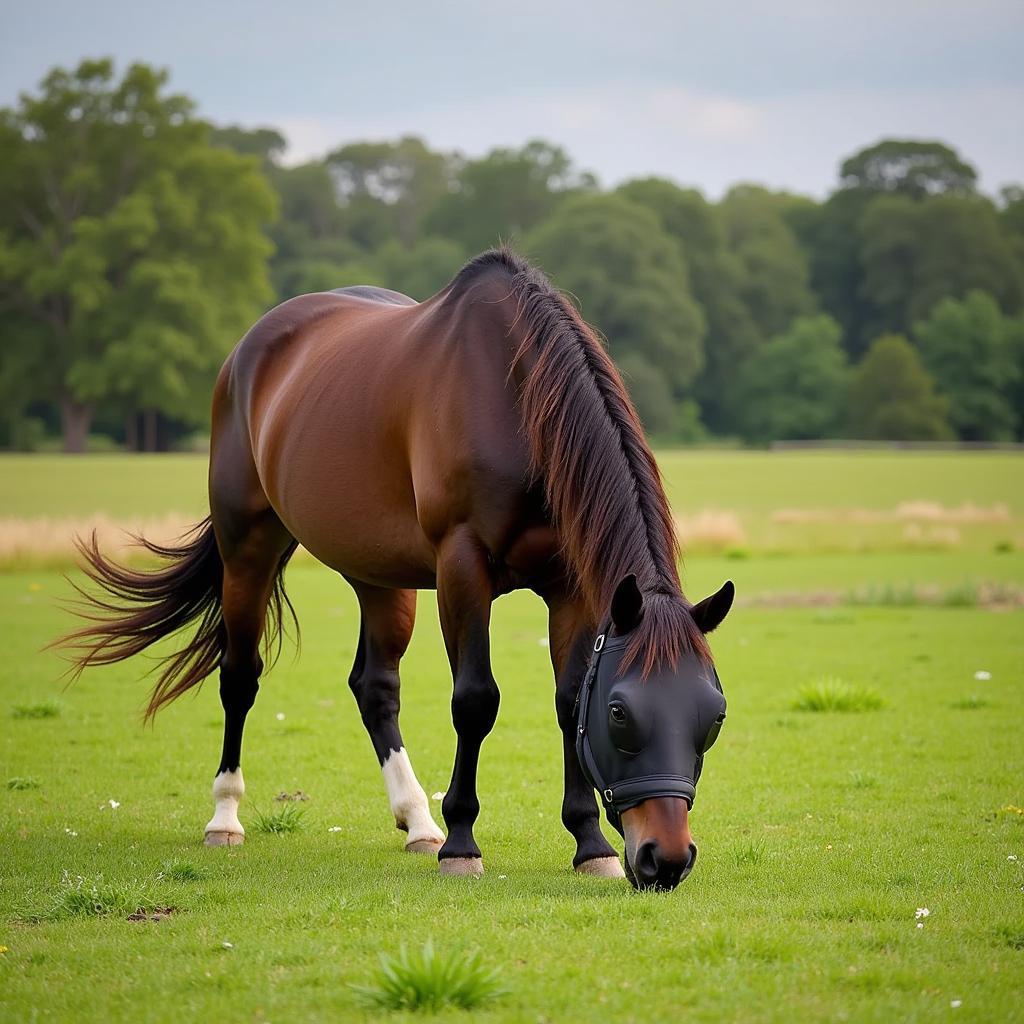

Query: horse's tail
[53,518,284,722]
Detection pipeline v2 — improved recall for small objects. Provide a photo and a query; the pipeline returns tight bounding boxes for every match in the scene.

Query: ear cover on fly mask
[575,632,726,835]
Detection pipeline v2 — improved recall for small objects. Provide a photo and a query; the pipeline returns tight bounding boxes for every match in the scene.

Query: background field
[1,451,1022,1022]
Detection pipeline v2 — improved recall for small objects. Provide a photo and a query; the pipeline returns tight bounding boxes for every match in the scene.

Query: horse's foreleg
[545,590,624,878]
[435,527,499,877]
[347,582,444,853]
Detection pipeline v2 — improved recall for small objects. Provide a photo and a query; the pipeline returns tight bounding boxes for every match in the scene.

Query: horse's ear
[690,581,735,634]
[610,574,644,634]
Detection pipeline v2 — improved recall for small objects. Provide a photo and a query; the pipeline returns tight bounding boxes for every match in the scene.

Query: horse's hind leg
[347,581,444,853]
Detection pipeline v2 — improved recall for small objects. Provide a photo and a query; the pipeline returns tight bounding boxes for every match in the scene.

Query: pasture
[1,451,1022,1022]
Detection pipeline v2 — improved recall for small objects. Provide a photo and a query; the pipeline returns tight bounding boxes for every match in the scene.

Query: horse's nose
[631,841,698,891]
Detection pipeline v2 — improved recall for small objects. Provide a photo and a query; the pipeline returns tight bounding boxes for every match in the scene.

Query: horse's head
[575,575,734,891]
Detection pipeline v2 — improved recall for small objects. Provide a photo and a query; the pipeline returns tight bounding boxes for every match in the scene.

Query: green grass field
[1,452,1022,1022]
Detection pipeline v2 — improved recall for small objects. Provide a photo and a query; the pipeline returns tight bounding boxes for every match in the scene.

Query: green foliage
[21,872,177,922]
[914,291,1020,440]
[352,941,505,1013]
[839,139,978,198]
[792,680,885,712]
[719,185,817,340]
[11,699,62,719]
[527,192,706,393]
[735,314,848,442]
[848,334,951,440]
[0,59,276,451]
[6,776,42,790]
[425,140,595,253]
[252,803,307,834]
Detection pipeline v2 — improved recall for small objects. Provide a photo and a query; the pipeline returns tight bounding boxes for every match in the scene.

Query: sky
[2,1,1022,198]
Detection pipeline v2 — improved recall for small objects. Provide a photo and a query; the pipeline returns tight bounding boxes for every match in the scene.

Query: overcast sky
[3,1,1022,198]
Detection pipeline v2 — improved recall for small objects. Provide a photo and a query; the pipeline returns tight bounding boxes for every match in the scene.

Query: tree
[526,193,706,394]
[839,139,977,198]
[326,136,456,248]
[0,59,276,450]
[913,291,1019,441]
[718,185,817,340]
[616,352,677,437]
[734,315,848,443]
[615,179,758,434]
[859,194,1023,339]
[425,141,597,254]
[847,335,951,440]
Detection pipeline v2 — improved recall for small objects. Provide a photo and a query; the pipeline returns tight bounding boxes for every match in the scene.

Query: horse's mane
[452,247,709,673]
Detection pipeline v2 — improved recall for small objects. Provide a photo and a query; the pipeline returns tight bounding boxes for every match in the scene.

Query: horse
[57,247,733,891]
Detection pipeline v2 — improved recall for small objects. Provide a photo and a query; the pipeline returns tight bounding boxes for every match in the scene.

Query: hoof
[575,856,626,879]
[204,830,244,847]
[439,856,484,878]
[405,837,444,854]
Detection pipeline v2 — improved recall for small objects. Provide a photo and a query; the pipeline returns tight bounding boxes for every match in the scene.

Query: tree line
[2,59,1022,452]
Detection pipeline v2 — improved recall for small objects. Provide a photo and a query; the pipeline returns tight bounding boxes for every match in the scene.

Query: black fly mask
[574,576,733,851]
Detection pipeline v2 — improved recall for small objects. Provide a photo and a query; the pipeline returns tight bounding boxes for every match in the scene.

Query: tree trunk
[59,396,93,454]
[125,413,139,452]
[143,409,158,452]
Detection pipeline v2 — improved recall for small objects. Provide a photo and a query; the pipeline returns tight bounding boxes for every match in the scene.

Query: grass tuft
[352,940,505,1013]
[11,699,61,719]
[792,679,885,713]
[252,803,307,834]
[159,860,206,882]
[6,776,42,790]
[20,872,177,922]
[951,695,992,710]
[848,770,879,789]
[994,925,1024,950]
[730,838,767,867]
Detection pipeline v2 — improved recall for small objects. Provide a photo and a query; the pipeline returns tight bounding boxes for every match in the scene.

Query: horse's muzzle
[629,840,698,891]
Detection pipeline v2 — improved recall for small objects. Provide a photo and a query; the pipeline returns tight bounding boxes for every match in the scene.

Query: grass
[1,451,1022,1021]
[251,803,307,834]
[19,872,179,923]
[351,940,505,1012]
[10,699,61,719]
[6,776,42,790]
[791,679,886,713]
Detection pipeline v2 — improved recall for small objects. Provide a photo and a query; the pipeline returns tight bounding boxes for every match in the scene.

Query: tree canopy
[0,59,276,450]
[3,61,1023,450]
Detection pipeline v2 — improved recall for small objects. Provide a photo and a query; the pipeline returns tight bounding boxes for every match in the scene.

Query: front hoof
[204,830,244,847]
[439,856,484,877]
[575,855,626,879]
[405,837,445,854]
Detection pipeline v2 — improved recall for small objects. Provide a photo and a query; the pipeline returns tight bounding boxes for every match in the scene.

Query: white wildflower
[64,828,78,837]
[537,638,549,647]
[222,941,234,949]
[327,826,342,833]
[915,907,930,919]
[108,799,120,810]
[951,1000,962,1009]
[916,922,924,929]
[1008,855,1018,861]
[973,670,991,681]
[431,792,445,801]
[275,712,286,721]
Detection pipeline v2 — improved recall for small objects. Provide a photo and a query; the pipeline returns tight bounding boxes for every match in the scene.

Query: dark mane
[459,247,710,672]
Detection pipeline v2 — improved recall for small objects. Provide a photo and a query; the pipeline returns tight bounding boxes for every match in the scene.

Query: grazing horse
[58,248,733,890]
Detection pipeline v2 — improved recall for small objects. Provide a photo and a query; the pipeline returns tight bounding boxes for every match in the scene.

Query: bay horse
[58,248,733,890]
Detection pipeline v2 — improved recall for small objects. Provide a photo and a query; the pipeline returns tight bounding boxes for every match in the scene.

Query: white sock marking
[205,768,245,837]
[382,748,444,845]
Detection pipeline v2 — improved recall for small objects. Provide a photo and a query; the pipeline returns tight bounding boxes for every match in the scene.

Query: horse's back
[214,278,540,588]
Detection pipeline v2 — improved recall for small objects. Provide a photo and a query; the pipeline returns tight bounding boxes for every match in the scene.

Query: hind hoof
[405,837,444,854]
[439,857,484,877]
[575,856,626,879]
[205,830,244,847]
